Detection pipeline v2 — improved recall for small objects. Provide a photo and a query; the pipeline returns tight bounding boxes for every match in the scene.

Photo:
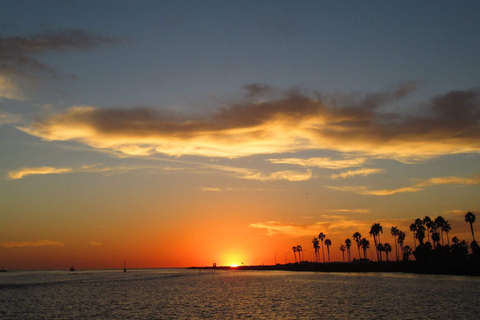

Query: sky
[0,1,479,270]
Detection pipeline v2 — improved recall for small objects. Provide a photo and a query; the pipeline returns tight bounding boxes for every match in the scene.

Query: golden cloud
[241,169,312,182]
[268,157,367,169]
[15,85,480,161]
[331,168,383,179]
[1,239,64,248]
[8,167,73,180]
[329,174,480,196]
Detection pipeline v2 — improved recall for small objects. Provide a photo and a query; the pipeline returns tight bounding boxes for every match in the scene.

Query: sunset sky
[1,1,479,270]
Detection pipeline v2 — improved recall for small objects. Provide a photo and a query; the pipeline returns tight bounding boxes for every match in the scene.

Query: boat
[69,266,75,271]
[123,260,127,272]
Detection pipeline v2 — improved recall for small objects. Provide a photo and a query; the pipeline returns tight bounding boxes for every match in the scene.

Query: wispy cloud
[325,209,371,214]
[0,109,22,124]
[8,167,73,180]
[7,164,163,180]
[329,174,480,196]
[0,28,119,78]
[199,187,222,192]
[1,239,64,248]
[250,218,373,236]
[268,157,366,169]
[241,170,312,182]
[16,84,480,161]
[331,168,383,179]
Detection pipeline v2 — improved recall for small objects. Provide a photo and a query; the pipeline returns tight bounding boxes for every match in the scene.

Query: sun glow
[230,264,238,268]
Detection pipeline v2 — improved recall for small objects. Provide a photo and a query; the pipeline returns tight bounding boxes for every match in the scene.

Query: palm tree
[423,216,433,243]
[432,231,440,249]
[397,231,405,254]
[319,232,326,263]
[391,226,399,261]
[360,238,370,259]
[345,239,352,262]
[324,239,332,262]
[340,244,346,262]
[403,245,412,261]
[369,223,383,261]
[434,216,446,245]
[353,232,362,259]
[297,245,303,262]
[312,238,319,263]
[465,211,476,241]
[410,223,417,248]
[376,243,385,262]
[384,243,392,261]
[442,220,452,246]
[292,246,297,263]
[414,218,425,246]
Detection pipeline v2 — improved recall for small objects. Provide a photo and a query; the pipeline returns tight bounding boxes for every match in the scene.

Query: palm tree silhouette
[319,232,326,263]
[465,211,476,241]
[442,220,452,246]
[397,231,405,255]
[345,239,352,262]
[432,231,440,249]
[403,245,412,261]
[353,232,362,259]
[297,245,303,262]
[384,243,392,261]
[360,238,370,259]
[340,244,346,262]
[292,246,297,263]
[312,238,319,263]
[391,226,399,261]
[369,223,383,261]
[376,243,385,262]
[410,223,417,249]
[324,239,332,262]
[434,216,446,245]
[423,216,433,243]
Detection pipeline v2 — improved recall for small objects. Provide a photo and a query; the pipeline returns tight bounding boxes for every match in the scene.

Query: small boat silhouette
[69,266,76,272]
[123,260,127,272]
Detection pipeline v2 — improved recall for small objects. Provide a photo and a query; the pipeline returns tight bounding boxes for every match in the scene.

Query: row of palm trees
[295,211,476,263]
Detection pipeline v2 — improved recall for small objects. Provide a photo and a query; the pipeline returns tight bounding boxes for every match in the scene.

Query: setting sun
[230,264,238,268]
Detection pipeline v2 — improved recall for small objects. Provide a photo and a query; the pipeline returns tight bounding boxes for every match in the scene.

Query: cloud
[415,176,480,187]
[241,169,312,182]
[249,221,328,237]
[0,75,24,100]
[15,84,480,161]
[329,174,480,196]
[0,109,22,124]
[331,168,383,179]
[0,28,119,78]
[268,157,367,169]
[250,219,372,237]
[199,187,222,192]
[1,239,64,248]
[7,164,162,180]
[8,167,72,180]
[325,209,371,214]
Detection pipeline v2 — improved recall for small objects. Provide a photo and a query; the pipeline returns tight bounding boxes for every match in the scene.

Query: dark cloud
[0,28,119,78]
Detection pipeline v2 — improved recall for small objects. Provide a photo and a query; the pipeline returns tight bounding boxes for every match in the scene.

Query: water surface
[1,269,478,319]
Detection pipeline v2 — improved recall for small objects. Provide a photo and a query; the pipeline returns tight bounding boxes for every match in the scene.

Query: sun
[230,264,238,268]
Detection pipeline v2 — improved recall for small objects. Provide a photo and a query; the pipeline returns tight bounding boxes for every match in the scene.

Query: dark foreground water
[1,269,479,319]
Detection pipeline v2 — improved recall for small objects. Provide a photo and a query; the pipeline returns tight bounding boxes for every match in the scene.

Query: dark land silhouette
[191,212,480,276]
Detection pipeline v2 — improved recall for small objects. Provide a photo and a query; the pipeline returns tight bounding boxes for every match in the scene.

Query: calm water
[1,269,479,319]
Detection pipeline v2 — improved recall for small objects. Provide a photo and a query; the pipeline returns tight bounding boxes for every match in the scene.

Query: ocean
[1,269,479,319]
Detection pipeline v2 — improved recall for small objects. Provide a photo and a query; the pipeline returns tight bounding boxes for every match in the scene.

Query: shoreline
[189,261,480,276]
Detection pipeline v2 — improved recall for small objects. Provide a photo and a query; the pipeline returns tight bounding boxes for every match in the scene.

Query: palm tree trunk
[470,222,475,241]
[357,244,361,259]
[321,243,325,263]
